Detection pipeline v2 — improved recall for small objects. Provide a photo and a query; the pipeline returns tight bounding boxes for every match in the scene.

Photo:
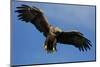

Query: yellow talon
[53,48,55,51]
[44,45,47,49]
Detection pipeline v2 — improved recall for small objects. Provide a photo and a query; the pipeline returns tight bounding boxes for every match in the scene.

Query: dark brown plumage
[16,4,92,53]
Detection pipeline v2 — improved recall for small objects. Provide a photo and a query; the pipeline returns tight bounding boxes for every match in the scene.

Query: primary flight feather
[16,4,92,53]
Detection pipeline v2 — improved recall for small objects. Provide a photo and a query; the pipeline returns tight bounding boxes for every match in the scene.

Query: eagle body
[16,4,92,53]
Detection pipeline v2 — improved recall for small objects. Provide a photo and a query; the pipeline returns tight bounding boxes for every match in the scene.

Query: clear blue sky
[11,1,96,65]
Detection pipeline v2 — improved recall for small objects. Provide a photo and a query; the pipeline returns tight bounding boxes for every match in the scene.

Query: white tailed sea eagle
[15,4,92,53]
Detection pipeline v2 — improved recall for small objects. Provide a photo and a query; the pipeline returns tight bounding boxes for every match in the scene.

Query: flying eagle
[16,4,92,53]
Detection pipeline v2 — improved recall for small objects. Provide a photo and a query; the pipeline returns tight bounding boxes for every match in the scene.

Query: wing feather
[16,4,50,33]
[57,31,92,51]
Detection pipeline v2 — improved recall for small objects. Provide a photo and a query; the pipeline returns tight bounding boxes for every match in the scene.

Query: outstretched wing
[57,31,92,51]
[16,4,50,34]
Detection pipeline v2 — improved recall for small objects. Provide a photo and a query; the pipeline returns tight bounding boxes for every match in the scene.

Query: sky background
[11,1,96,65]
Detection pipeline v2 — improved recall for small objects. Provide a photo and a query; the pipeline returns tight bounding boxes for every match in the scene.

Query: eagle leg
[44,34,57,53]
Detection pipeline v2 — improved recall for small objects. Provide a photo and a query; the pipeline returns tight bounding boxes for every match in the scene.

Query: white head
[55,27,62,32]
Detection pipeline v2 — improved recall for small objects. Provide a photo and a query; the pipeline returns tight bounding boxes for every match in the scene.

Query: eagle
[15,4,92,53]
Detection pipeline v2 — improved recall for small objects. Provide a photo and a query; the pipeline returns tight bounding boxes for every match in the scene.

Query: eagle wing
[57,31,92,51]
[16,4,50,34]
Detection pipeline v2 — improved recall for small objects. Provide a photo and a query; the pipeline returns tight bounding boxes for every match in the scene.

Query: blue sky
[11,1,96,65]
